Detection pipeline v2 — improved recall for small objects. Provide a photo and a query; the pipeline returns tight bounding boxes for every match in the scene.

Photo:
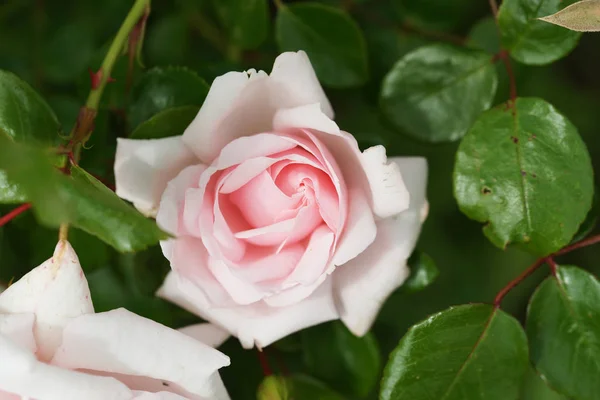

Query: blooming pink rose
[114,51,428,349]
[0,241,230,400]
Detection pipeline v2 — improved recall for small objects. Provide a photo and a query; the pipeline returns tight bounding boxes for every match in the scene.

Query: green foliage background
[0,0,598,398]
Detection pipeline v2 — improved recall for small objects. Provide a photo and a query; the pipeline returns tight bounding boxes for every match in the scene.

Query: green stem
[85,0,150,111]
[60,0,150,241]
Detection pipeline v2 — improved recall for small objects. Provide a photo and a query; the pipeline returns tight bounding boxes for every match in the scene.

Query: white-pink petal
[0,313,36,353]
[269,51,334,119]
[157,272,339,349]
[334,157,428,336]
[273,103,339,135]
[115,136,197,217]
[0,240,93,362]
[52,308,230,400]
[360,145,410,219]
[178,323,230,349]
[0,333,132,400]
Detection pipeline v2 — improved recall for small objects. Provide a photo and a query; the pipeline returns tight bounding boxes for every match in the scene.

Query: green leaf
[130,106,199,139]
[213,0,269,49]
[128,67,209,129]
[381,304,529,400]
[453,97,594,256]
[539,0,600,32]
[301,321,381,397]
[403,250,439,293]
[0,136,169,252]
[498,0,581,65]
[275,2,368,88]
[571,188,598,243]
[0,171,26,204]
[469,17,502,54]
[258,375,344,400]
[0,70,61,146]
[526,265,600,400]
[520,367,567,400]
[380,44,498,143]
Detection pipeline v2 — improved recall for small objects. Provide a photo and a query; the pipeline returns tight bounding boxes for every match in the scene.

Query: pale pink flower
[0,241,230,400]
[114,51,428,349]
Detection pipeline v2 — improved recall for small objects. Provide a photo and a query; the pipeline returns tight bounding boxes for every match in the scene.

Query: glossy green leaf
[403,250,439,293]
[0,136,169,252]
[130,106,199,139]
[0,171,26,204]
[498,0,581,65]
[0,70,61,146]
[539,0,600,32]
[380,44,497,143]
[453,97,593,256]
[571,188,598,243]
[128,66,209,129]
[469,17,501,54]
[258,375,344,400]
[275,2,368,88]
[381,304,529,400]
[301,321,381,397]
[213,0,269,49]
[520,367,567,400]
[526,266,600,400]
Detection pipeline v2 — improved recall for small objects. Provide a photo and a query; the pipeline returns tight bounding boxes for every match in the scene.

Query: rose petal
[331,187,377,266]
[132,392,188,400]
[157,272,339,349]
[333,157,428,336]
[0,313,36,353]
[157,164,206,236]
[269,51,334,119]
[360,145,410,218]
[52,308,230,400]
[178,323,230,349]
[0,333,132,400]
[273,103,339,136]
[182,70,272,162]
[115,136,197,217]
[0,241,93,362]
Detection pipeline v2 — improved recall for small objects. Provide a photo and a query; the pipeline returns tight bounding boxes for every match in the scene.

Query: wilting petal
[115,136,197,217]
[0,241,93,362]
[52,308,230,400]
[334,157,428,336]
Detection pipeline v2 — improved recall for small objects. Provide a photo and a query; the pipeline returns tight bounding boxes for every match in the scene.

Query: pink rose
[115,51,428,349]
[0,241,230,400]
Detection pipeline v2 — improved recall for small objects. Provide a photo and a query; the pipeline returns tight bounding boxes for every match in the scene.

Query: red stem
[556,233,600,256]
[0,203,32,227]
[488,0,499,17]
[256,349,272,376]
[494,257,548,307]
[546,257,558,275]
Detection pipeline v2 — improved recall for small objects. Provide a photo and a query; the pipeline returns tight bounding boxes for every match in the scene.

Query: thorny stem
[494,233,600,307]
[488,0,499,18]
[0,203,32,227]
[59,0,151,241]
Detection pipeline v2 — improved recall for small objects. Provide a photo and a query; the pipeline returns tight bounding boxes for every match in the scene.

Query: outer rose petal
[52,308,230,400]
[0,240,93,362]
[178,324,230,349]
[182,51,333,163]
[0,313,36,353]
[157,272,339,349]
[132,392,188,400]
[333,157,428,336]
[115,136,197,217]
[0,333,132,400]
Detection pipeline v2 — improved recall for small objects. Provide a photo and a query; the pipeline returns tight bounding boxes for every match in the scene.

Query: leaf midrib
[439,309,497,400]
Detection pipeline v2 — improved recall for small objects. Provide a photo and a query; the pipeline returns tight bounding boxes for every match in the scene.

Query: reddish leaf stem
[494,257,548,307]
[555,233,600,256]
[546,257,558,275]
[0,203,32,227]
[257,349,272,376]
[488,0,499,17]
